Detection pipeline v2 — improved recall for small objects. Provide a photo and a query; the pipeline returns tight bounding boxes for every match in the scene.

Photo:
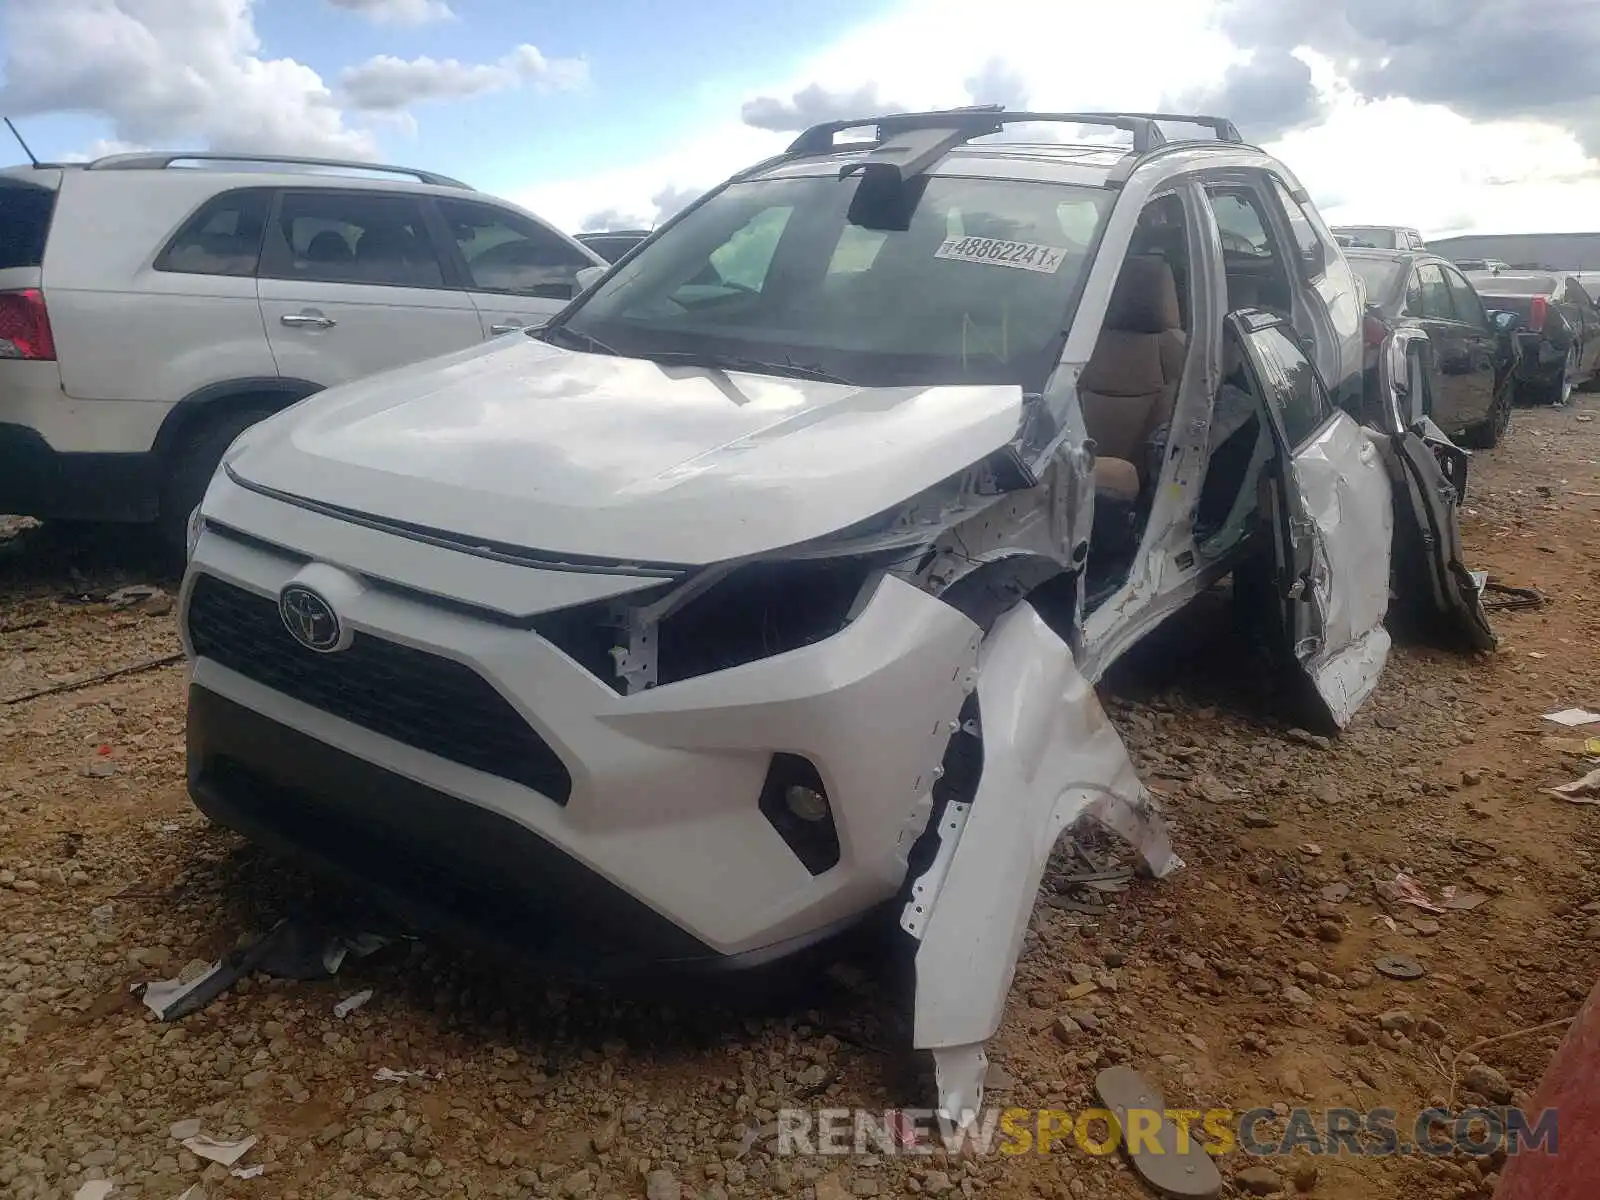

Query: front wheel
[156,407,274,563]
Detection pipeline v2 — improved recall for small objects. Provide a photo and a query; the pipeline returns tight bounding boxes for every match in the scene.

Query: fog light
[759,754,840,875]
[785,784,830,822]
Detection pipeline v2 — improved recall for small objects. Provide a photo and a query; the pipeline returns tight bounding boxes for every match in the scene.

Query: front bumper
[182,512,981,968]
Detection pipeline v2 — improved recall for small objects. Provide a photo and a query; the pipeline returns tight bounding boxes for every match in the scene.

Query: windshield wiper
[642,350,856,386]
[541,324,621,356]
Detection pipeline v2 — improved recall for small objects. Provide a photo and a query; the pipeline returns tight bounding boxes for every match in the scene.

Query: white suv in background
[0,151,605,551]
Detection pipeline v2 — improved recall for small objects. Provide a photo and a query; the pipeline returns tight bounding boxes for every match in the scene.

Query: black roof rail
[84,151,472,189]
[1078,111,1244,143]
[787,106,1166,157]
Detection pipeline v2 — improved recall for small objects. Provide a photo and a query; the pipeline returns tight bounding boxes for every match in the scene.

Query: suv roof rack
[785,106,1246,181]
[84,151,472,190]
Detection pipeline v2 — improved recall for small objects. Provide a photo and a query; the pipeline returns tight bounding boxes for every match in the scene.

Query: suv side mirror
[575,265,606,293]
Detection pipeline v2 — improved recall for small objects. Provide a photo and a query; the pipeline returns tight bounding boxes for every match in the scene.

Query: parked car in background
[0,150,605,552]
[180,105,1491,1126]
[1331,224,1427,251]
[1465,269,1600,405]
[575,229,652,263]
[1452,257,1510,273]
[1345,248,1517,447]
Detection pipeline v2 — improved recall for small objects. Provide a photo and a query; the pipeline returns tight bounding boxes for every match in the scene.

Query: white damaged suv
[180,109,1493,1120]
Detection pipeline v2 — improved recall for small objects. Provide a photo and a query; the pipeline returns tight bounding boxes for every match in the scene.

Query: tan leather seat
[1079,255,1187,493]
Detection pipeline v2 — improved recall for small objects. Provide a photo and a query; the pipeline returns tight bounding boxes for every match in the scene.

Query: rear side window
[155,189,272,277]
[262,191,446,288]
[1416,264,1453,320]
[1209,192,1275,259]
[1444,268,1487,328]
[0,184,58,270]
[1269,179,1328,279]
[438,198,592,298]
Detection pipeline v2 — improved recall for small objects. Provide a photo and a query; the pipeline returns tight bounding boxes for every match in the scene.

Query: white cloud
[1270,92,1600,239]
[520,0,1600,238]
[522,0,1234,230]
[342,45,587,112]
[326,0,454,25]
[0,0,377,159]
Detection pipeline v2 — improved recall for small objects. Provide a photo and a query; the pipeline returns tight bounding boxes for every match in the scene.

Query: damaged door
[1373,329,1498,652]
[1230,309,1396,729]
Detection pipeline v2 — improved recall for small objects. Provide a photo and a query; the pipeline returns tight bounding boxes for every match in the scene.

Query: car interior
[1079,196,1191,607]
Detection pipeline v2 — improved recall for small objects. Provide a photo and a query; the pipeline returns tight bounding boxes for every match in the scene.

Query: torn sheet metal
[900,601,1180,1123]
[1286,422,1396,729]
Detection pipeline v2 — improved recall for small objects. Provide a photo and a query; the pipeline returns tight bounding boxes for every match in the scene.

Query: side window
[1269,179,1328,279]
[1416,264,1453,320]
[1403,271,1423,316]
[705,206,792,292]
[438,198,592,299]
[1207,191,1275,259]
[155,189,272,278]
[1444,268,1487,329]
[263,191,446,288]
[1246,323,1332,447]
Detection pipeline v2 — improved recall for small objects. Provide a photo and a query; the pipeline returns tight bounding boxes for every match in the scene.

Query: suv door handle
[281,312,336,329]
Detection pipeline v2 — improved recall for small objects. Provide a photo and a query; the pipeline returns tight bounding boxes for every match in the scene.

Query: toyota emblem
[279,584,342,653]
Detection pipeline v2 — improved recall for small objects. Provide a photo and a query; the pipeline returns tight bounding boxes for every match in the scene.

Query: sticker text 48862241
[934,236,1068,274]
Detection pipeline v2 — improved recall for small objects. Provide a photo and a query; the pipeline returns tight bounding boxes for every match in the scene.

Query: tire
[156,406,274,562]
[1458,376,1513,449]
[1526,347,1579,407]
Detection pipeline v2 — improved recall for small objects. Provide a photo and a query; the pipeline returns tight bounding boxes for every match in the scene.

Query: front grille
[186,574,572,802]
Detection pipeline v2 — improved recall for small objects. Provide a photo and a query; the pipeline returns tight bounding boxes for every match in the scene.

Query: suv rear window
[0,183,56,270]
[156,189,272,277]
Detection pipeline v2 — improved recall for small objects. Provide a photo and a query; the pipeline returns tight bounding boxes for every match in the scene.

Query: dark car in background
[1466,270,1600,406]
[1332,224,1427,251]
[574,229,652,263]
[1346,248,1517,448]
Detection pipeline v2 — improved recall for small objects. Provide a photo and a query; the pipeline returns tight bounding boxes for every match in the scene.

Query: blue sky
[4,0,1600,236]
[0,0,891,219]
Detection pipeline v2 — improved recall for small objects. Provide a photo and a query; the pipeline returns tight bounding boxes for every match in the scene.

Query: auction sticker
[934,236,1067,273]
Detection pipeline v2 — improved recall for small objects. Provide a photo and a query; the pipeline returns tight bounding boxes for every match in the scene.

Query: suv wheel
[157,406,274,560]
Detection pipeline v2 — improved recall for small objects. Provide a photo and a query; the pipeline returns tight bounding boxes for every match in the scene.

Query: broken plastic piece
[1095,1065,1222,1198]
[1546,768,1600,805]
[1545,709,1600,728]
[231,1166,265,1180]
[181,1133,257,1167]
[903,602,1180,1124]
[334,988,373,1018]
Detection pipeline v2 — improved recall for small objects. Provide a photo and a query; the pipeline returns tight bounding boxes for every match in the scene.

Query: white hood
[228,335,1027,565]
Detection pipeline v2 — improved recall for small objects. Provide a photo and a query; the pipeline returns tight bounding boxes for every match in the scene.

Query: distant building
[1427,232,1600,270]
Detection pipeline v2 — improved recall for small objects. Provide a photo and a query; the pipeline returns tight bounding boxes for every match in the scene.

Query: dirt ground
[1,394,1597,1200]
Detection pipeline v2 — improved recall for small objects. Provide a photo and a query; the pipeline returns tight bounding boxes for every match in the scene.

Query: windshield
[550,172,1114,387]
[1333,226,1396,249]
[1347,256,1406,307]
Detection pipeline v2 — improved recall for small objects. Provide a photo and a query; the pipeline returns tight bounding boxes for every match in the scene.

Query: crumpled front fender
[900,601,1182,1122]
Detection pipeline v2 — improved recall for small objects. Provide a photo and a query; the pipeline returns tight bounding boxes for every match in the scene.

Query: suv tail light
[0,289,55,361]
[1528,295,1549,333]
